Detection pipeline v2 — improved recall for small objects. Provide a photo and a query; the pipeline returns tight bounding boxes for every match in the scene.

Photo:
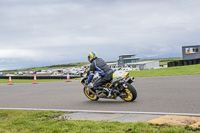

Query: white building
[126,60,160,70]
[107,62,118,68]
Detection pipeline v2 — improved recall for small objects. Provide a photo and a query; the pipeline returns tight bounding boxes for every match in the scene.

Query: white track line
[0,107,200,117]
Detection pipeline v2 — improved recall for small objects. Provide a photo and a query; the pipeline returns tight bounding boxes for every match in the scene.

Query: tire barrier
[0,75,80,79]
[167,58,200,67]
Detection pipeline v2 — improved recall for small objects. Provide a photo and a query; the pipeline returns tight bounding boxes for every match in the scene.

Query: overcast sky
[1,0,200,70]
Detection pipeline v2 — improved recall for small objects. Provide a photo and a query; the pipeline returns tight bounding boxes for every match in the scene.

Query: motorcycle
[80,70,137,102]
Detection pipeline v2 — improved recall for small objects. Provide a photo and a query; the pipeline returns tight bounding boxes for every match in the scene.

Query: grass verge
[0,110,199,133]
[129,64,200,77]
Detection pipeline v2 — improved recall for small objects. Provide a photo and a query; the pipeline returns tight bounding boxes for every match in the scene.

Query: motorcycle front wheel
[83,87,99,101]
[120,84,137,102]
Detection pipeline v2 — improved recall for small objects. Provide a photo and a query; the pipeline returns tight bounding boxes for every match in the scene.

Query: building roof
[119,54,136,56]
[182,45,200,48]
[122,58,139,60]
[126,60,159,65]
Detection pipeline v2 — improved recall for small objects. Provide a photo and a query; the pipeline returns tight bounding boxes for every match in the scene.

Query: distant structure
[118,54,139,67]
[182,45,200,60]
[107,62,118,68]
[126,60,160,70]
[84,54,160,70]
[168,45,200,67]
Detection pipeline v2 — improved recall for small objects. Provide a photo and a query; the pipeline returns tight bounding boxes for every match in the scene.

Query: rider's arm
[88,71,94,83]
[87,63,95,83]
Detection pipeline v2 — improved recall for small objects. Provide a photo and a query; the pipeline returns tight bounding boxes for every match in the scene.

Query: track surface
[0,75,200,114]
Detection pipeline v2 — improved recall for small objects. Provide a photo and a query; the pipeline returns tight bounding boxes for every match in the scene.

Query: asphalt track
[0,75,200,114]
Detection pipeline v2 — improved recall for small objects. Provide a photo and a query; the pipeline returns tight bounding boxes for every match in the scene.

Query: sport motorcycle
[80,70,137,102]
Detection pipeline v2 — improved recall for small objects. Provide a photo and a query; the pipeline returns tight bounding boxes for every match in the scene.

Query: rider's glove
[85,81,89,86]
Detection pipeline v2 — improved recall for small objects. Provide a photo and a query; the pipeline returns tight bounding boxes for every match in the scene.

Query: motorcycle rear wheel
[120,84,137,102]
[83,87,99,101]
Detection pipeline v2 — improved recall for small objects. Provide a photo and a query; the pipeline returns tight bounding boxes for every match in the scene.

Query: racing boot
[103,87,112,97]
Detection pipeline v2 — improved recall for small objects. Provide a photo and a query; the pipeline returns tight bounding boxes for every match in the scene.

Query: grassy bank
[0,110,199,133]
[129,64,200,77]
[0,62,89,75]
[0,78,80,83]
[140,57,182,65]
[18,62,89,71]
[0,62,89,74]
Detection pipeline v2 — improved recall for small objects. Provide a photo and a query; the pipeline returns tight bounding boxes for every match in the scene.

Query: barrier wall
[167,58,200,67]
[0,75,80,79]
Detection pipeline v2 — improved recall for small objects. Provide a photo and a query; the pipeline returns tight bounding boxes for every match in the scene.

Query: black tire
[83,87,99,101]
[120,83,137,102]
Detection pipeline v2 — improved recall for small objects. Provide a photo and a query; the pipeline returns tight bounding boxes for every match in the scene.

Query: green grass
[0,110,199,133]
[0,78,81,83]
[129,64,200,77]
[140,57,182,65]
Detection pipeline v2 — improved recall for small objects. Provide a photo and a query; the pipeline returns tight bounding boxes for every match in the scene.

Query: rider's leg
[93,78,112,97]
[93,79,105,90]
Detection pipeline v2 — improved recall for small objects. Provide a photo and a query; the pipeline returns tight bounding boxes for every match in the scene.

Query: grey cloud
[1,0,200,70]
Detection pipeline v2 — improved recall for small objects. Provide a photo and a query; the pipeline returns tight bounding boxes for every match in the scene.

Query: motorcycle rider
[86,52,114,97]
